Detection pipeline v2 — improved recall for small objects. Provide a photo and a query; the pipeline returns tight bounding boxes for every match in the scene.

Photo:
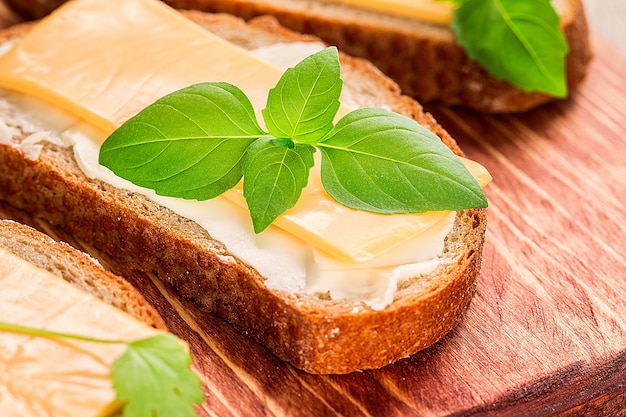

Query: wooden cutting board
[0,11,624,413]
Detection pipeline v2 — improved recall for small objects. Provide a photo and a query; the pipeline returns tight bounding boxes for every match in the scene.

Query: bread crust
[164,0,592,113]
[0,12,486,373]
[0,219,167,330]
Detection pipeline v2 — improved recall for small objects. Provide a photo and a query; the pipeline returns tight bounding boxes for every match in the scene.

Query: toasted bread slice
[0,219,166,330]
[0,11,486,374]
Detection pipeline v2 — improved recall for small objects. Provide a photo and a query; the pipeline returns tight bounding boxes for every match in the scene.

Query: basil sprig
[449,0,569,97]
[100,47,487,233]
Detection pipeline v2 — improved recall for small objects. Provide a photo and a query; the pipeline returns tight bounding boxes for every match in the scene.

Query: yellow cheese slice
[0,0,489,262]
[0,0,283,133]
[0,247,161,417]
[323,0,454,25]
[224,157,491,262]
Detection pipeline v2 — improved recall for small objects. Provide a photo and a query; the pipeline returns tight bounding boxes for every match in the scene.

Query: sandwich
[0,220,202,416]
[3,0,592,113]
[0,0,491,374]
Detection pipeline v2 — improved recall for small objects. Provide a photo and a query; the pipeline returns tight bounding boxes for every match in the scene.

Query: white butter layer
[0,42,453,310]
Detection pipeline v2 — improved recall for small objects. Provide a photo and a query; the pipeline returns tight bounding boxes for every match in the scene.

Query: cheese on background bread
[0,0,490,309]
[322,0,453,25]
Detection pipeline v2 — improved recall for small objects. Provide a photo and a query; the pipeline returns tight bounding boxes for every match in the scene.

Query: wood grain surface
[0,7,625,417]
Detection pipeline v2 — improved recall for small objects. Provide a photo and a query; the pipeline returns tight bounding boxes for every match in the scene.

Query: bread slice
[0,11,486,374]
[0,219,166,330]
[165,0,593,112]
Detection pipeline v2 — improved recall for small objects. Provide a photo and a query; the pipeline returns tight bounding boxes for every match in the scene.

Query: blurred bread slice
[0,219,166,329]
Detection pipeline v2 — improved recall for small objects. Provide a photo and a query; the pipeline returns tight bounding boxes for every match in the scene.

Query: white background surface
[583,0,626,55]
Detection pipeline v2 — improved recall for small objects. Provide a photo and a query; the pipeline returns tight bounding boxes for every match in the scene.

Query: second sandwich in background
[3,0,592,113]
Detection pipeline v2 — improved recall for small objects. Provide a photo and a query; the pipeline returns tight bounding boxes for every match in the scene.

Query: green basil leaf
[262,47,342,144]
[99,82,265,200]
[318,108,487,213]
[451,0,568,97]
[243,138,315,233]
[0,322,203,417]
[112,333,203,417]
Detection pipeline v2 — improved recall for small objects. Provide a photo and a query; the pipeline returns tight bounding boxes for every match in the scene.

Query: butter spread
[0,247,161,417]
[320,0,453,26]
[0,0,491,309]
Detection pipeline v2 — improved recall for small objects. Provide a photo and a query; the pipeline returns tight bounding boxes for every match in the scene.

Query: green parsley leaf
[112,333,203,417]
[263,46,342,144]
[99,82,265,200]
[318,108,487,213]
[451,0,568,97]
[0,322,203,417]
[243,137,316,233]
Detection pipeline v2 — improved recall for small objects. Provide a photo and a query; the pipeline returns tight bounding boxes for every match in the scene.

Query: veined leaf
[0,322,203,417]
[262,46,342,144]
[451,0,568,97]
[243,138,315,232]
[112,333,203,417]
[318,108,487,213]
[99,82,266,200]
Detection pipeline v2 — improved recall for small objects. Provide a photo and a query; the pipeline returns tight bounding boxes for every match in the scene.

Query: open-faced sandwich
[0,220,202,416]
[0,0,491,374]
